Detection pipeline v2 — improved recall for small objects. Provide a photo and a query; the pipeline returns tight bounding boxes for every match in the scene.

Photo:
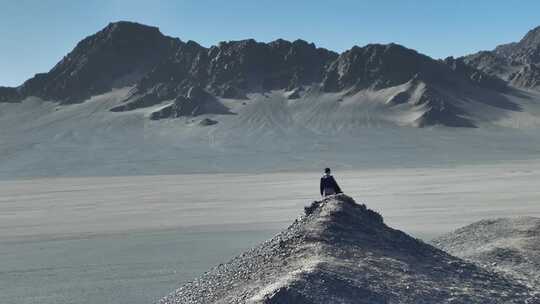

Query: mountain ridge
[463,25,540,89]
[17,21,181,104]
[1,21,539,128]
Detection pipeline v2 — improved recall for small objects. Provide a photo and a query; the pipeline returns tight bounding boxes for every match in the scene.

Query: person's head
[324,168,331,174]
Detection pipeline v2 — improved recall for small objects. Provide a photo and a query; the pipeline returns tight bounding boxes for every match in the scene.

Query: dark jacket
[320,174,342,196]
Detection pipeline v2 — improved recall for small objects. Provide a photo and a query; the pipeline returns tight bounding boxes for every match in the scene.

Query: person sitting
[320,168,342,197]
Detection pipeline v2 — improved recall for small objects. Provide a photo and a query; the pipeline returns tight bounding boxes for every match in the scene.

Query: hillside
[159,195,539,304]
[432,217,540,291]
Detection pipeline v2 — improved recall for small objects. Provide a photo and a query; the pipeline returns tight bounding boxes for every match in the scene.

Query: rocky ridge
[464,26,540,90]
[0,21,526,127]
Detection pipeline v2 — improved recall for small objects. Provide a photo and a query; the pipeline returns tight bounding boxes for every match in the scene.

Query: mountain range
[3,21,540,128]
[3,21,540,178]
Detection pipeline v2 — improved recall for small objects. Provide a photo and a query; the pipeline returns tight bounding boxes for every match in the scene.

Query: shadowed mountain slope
[464,26,540,90]
[8,21,181,104]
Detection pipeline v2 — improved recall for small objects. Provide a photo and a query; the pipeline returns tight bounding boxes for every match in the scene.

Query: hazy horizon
[2,0,540,87]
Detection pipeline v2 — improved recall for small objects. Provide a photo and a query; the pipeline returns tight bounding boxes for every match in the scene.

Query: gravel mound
[159,195,539,303]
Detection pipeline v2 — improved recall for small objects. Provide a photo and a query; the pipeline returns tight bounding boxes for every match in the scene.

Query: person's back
[320,168,342,197]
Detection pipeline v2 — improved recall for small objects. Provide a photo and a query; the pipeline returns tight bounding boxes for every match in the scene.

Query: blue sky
[1,0,539,87]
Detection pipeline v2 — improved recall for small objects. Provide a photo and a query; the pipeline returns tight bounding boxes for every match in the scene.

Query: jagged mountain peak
[102,20,161,34]
[518,25,540,49]
[74,21,170,52]
[71,21,166,49]
[160,194,539,303]
[463,24,540,89]
[15,21,180,103]
[67,21,166,53]
[61,21,173,63]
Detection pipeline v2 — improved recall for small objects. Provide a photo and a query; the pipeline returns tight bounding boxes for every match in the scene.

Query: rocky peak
[510,63,540,88]
[462,25,540,89]
[0,87,21,103]
[487,26,540,63]
[18,21,180,103]
[517,25,540,51]
[101,21,162,38]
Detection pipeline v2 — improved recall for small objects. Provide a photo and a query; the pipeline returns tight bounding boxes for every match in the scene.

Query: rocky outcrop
[0,87,21,103]
[148,86,232,120]
[510,64,540,89]
[443,56,508,91]
[463,51,513,79]
[160,195,539,304]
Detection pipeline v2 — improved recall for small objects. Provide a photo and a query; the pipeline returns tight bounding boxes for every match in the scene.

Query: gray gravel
[159,194,539,303]
[432,217,540,292]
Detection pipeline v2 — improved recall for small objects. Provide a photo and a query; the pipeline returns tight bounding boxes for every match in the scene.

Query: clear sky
[1,0,539,87]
